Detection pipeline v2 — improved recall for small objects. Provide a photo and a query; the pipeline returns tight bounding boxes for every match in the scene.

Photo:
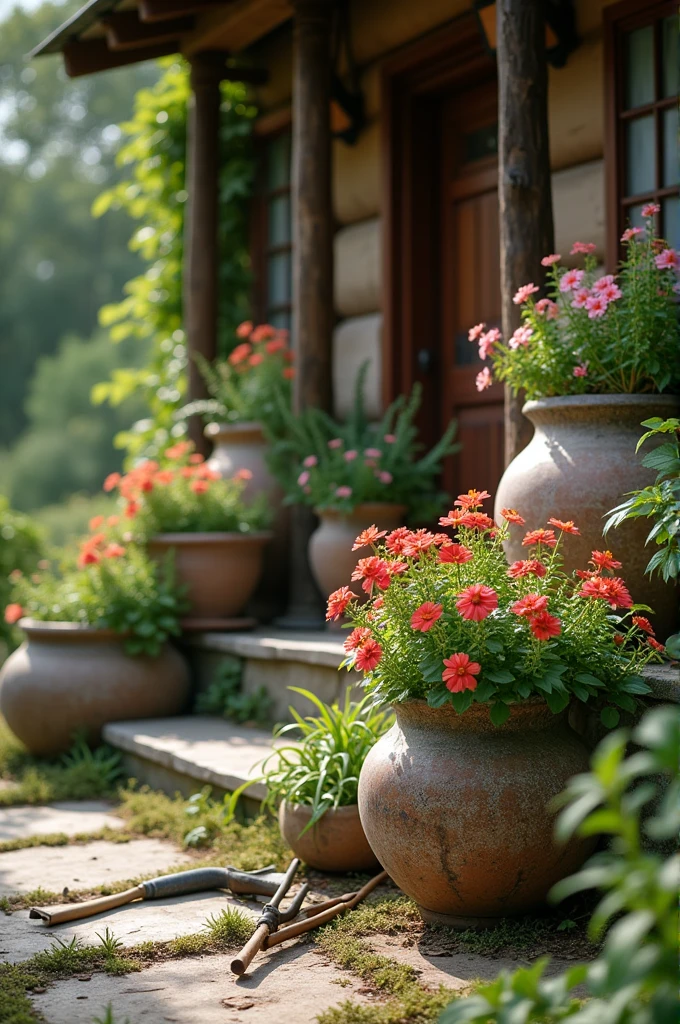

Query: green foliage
[341,501,659,724]
[439,705,680,1024]
[0,496,43,653]
[202,906,254,946]
[478,214,680,399]
[92,1007,130,1024]
[194,657,272,725]
[92,59,256,460]
[60,737,124,790]
[33,493,119,548]
[270,365,458,520]
[7,545,185,656]
[605,418,680,586]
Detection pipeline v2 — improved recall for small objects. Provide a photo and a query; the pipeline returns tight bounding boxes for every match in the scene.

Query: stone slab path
[0,801,125,842]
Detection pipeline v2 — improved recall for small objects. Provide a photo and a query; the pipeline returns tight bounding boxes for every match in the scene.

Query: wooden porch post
[279,0,335,628]
[497,0,555,464]
[183,51,225,455]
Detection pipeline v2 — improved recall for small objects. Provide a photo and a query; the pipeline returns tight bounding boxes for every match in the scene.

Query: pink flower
[571,287,590,309]
[377,470,393,484]
[476,367,492,391]
[513,282,539,305]
[335,485,352,498]
[541,253,561,266]
[384,434,396,443]
[642,203,660,217]
[511,593,549,618]
[530,611,562,641]
[570,242,596,255]
[303,455,318,468]
[455,584,498,622]
[599,282,622,302]
[621,227,643,242]
[654,248,678,271]
[508,326,533,349]
[478,328,501,359]
[585,293,608,318]
[442,653,480,693]
[344,449,358,462]
[4,603,23,625]
[559,268,584,292]
[411,602,443,632]
[328,438,343,449]
[573,363,588,377]
[592,275,614,292]
[468,323,485,341]
[364,448,382,458]
[297,470,310,486]
[673,281,680,295]
[535,298,559,319]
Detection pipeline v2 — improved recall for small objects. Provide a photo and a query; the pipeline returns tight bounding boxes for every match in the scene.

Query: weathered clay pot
[279,800,381,873]
[147,532,272,622]
[308,503,407,603]
[0,620,190,756]
[205,421,289,621]
[358,700,593,926]
[494,394,680,639]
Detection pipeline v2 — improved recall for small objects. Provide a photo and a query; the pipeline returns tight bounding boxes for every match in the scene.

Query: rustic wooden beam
[103,11,195,52]
[183,51,226,455]
[279,0,335,627]
[62,38,180,77]
[497,0,555,464]
[139,0,229,22]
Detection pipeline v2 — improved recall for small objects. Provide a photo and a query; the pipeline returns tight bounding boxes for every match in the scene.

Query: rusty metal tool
[230,857,308,976]
[29,865,284,927]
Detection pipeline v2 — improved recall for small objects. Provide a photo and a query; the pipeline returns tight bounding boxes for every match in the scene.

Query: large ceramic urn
[309,503,407,608]
[358,700,593,927]
[0,621,190,756]
[494,394,680,639]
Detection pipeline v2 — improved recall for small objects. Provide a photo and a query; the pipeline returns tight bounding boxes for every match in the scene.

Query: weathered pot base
[418,906,518,930]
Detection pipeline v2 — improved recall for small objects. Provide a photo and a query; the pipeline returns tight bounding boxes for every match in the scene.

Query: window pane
[268,309,291,331]
[626,203,646,230]
[266,133,291,191]
[663,106,679,187]
[624,25,655,109]
[662,16,679,98]
[268,195,291,247]
[625,116,656,195]
[267,252,291,307]
[663,196,679,247]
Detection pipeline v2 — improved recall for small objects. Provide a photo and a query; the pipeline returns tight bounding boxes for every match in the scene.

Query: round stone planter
[494,394,680,639]
[308,503,407,605]
[0,620,190,756]
[147,532,272,623]
[279,800,380,873]
[358,700,593,926]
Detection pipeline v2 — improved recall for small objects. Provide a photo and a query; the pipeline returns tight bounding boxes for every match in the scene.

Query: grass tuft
[203,906,254,947]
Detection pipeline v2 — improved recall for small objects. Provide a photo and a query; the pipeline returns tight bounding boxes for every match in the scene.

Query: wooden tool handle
[29,885,145,926]
[231,922,270,976]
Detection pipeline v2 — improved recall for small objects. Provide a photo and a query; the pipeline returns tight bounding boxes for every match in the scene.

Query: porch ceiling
[29,0,292,76]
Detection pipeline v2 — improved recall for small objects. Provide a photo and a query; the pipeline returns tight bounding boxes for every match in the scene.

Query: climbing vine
[92,58,256,460]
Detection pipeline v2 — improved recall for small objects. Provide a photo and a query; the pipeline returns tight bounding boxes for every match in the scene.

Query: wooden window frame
[604,0,679,266]
[251,109,293,327]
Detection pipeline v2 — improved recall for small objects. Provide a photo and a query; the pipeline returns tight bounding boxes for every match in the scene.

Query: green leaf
[575,672,605,688]
[419,654,445,684]
[489,702,510,725]
[427,686,451,708]
[600,706,620,728]
[544,690,569,713]
[451,691,474,714]
[485,638,504,654]
[484,668,515,685]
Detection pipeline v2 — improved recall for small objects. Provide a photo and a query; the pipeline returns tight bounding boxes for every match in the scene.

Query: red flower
[632,615,655,636]
[351,556,392,593]
[78,550,100,567]
[507,559,547,579]
[165,441,192,460]
[155,470,175,485]
[439,510,466,527]
[647,637,665,653]
[103,543,126,559]
[387,561,409,577]
[548,518,580,535]
[613,633,625,646]
[459,511,495,531]
[103,472,121,492]
[188,453,205,465]
[251,324,276,342]
[522,528,557,548]
[511,593,549,618]
[578,576,633,609]
[283,367,295,380]
[501,508,525,526]
[140,478,154,493]
[107,515,119,527]
[355,639,383,672]
[352,525,387,551]
[433,533,452,546]
[326,586,354,621]
[456,584,498,622]
[411,602,443,632]
[89,515,105,531]
[402,530,436,557]
[236,320,253,338]
[249,353,264,367]
[439,544,473,565]
[442,653,481,693]
[590,550,622,570]
[343,627,372,653]
[191,480,209,494]
[4,603,23,625]
[385,527,411,555]
[124,501,139,519]
[229,342,252,365]
[265,337,287,355]
[233,468,253,482]
[529,612,562,641]
[575,569,600,580]
[454,489,491,510]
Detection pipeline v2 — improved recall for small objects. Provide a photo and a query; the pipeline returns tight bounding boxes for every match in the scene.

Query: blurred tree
[0,0,158,445]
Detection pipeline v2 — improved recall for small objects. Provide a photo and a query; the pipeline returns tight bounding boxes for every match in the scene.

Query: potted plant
[472,209,680,636]
[271,366,458,605]
[330,492,662,924]
[0,540,189,756]
[102,441,272,625]
[252,687,392,872]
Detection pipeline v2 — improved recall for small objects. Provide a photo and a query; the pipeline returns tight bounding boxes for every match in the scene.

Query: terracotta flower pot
[308,503,407,602]
[279,800,381,873]
[0,620,190,757]
[358,700,593,926]
[494,394,680,639]
[205,421,289,621]
[147,532,272,623]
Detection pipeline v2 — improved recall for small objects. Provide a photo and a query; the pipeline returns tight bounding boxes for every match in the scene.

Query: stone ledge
[185,629,346,669]
[641,663,680,704]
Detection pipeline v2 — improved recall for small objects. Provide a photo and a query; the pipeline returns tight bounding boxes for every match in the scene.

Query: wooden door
[439,82,505,504]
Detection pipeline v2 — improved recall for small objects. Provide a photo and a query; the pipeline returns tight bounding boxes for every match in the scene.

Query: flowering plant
[328,491,663,727]
[4,543,185,657]
[180,322,293,435]
[102,440,270,536]
[470,208,680,399]
[271,366,457,518]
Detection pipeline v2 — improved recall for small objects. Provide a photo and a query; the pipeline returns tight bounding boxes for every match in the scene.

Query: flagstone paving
[0,801,126,842]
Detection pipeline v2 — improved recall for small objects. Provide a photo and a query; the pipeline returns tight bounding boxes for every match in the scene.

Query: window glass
[663,196,679,246]
[624,25,655,109]
[267,252,292,308]
[662,105,679,186]
[268,195,291,248]
[662,16,679,98]
[625,116,656,194]
[267,133,291,191]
